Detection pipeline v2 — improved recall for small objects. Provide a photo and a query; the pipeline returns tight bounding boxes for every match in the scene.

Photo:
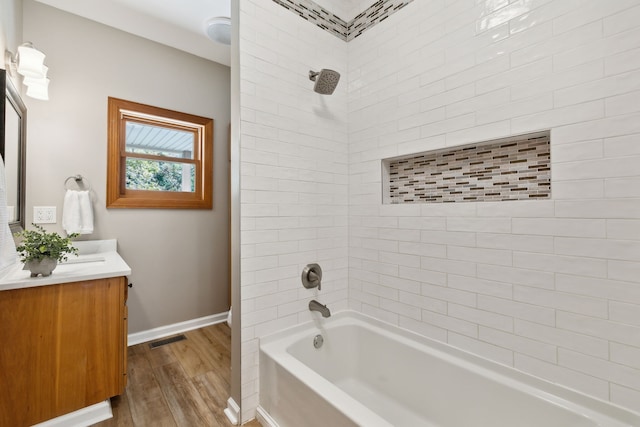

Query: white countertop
[0,239,131,291]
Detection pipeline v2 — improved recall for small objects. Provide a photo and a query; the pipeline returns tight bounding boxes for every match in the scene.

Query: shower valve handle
[302,263,323,291]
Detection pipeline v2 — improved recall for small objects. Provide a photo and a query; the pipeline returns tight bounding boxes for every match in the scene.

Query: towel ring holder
[64,174,91,191]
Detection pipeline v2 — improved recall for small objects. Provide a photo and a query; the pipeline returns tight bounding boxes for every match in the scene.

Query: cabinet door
[0,277,126,426]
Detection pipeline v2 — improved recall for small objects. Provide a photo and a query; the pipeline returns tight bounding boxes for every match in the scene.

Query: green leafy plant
[15,224,79,263]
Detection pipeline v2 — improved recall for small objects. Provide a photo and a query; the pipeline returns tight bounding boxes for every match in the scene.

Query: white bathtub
[259,311,640,427]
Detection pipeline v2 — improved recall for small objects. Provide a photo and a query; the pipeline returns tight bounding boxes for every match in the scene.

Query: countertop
[0,239,131,291]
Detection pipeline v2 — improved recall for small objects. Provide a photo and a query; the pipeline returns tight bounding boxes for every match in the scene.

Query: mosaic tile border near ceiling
[383,132,551,204]
[271,0,414,41]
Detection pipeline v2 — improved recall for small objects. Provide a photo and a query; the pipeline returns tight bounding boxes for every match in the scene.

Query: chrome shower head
[309,69,340,95]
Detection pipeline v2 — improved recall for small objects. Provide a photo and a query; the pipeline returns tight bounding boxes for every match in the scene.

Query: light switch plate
[33,206,57,224]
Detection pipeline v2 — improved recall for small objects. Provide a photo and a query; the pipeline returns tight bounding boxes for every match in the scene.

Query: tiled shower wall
[239,0,348,420]
[348,0,640,413]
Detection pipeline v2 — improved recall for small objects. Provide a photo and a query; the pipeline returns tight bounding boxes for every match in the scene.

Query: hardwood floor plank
[126,381,176,427]
[192,371,231,413]
[152,361,223,425]
[92,323,261,427]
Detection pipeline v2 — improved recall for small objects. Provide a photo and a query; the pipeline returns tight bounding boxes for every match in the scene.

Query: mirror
[0,69,27,234]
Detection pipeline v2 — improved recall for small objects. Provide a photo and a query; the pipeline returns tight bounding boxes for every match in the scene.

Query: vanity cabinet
[0,276,128,427]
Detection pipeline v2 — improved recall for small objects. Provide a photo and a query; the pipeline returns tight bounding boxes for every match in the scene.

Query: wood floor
[93,324,260,427]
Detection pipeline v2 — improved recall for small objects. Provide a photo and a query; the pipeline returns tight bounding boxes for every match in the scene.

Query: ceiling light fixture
[5,42,50,100]
[205,17,231,46]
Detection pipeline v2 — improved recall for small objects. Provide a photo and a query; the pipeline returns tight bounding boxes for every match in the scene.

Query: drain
[149,334,186,349]
[313,334,324,349]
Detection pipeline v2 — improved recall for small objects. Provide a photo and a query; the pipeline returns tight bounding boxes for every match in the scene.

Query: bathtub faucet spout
[309,300,331,318]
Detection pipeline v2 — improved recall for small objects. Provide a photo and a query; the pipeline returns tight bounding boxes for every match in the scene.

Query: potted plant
[15,224,79,277]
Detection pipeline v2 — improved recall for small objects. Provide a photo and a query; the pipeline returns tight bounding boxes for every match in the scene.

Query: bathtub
[258,311,640,427]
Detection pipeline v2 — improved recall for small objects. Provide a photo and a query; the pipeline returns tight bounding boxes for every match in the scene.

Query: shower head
[309,69,340,95]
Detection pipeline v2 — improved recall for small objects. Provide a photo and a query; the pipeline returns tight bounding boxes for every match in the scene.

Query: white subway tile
[611,384,640,414]
[607,221,640,240]
[514,285,608,318]
[605,177,640,199]
[399,290,448,314]
[611,344,640,378]
[511,100,605,135]
[422,202,478,217]
[380,298,422,320]
[448,245,513,266]
[516,319,609,359]
[477,57,553,96]
[476,200,555,217]
[514,354,609,401]
[449,303,513,332]
[555,199,640,219]
[399,216,447,230]
[513,251,607,278]
[608,260,640,283]
[511,59,603,102]
[476,93,553,124]
[551,139,603,163]
[555,273,640,305]
[379,251,421,268]
[478,296,555,326]
[479,326,557,362]
[421,257,477,277]
[448,332,513,365]
[512,218,606,238]
[607,89,640,117]
[557,311,640,347]
[552,179,604,200]
[553,156,640,181]
[421,282,476,306]
[399,316,448,341]
[610,301,640,327]
[399,241,447,258]
[552,113,640,145]
[606,47,640,76]
[421,230,476,246]
[379,274,421,294]
[447,217,511,233]
[477,264,555,289]
[555,237,640,262]
[559,348,640,391]
[476,233,554,254]
[448,274,512,299]
[401,266,447,286]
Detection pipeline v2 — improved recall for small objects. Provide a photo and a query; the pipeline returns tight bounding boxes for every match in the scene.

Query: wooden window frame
[107,97,213,209]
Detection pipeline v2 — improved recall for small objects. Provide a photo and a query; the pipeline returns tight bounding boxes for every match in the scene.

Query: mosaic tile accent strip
[271,0,349,40]
[385,133,551,204]
[271,0,414,41]
[348,0,414,41]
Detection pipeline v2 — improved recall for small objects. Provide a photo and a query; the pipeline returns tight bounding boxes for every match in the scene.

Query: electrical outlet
[33,206,57,224]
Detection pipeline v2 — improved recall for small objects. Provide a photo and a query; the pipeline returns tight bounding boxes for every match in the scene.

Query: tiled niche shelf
[383,132,551,204]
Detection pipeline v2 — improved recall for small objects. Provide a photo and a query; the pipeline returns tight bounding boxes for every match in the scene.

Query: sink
[60,255,106,265]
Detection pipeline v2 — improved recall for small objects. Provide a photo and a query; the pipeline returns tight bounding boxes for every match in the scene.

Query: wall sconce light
[4,42,50,100]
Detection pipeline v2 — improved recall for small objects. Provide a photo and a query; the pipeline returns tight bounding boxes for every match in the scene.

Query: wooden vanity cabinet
[0,276,128,427]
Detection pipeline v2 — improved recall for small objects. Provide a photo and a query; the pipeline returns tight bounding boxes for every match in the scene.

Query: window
[107,97,213,209]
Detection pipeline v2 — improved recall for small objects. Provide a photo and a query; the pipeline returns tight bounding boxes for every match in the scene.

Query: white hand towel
[77,190,94,234]
[63,190,94,235]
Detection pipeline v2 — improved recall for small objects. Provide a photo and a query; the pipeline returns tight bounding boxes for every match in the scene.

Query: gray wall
[0,0,22,86]
[22,0,231,333]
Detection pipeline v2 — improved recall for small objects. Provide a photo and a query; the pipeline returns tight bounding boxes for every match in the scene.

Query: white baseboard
[256,406,278,427]
[128,312,229,346]
[33,400,112,427]
[224,397,240,425]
